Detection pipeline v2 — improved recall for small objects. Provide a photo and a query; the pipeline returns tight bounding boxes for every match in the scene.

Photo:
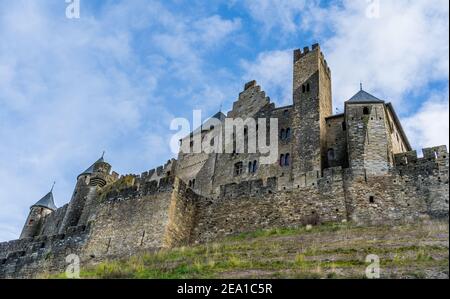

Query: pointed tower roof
[78,153,105,177]
[32,184,57,211]
[347,89,384,104]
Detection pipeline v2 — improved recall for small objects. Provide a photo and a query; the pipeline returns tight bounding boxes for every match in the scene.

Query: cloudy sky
[0,0,448,242]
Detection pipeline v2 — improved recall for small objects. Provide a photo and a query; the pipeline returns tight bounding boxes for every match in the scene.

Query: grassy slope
[51,221,449,279]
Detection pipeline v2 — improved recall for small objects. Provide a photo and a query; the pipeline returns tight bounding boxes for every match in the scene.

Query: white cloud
[0,1,242,241]
[322,0,449,110]
[241,50,293,106]
[403,91,450,152]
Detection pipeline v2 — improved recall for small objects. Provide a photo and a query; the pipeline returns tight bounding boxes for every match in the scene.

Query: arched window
[363,107,370,115]
[306,83,310,92]
[252,160,258,173]
[280,154,285,166]
[302,85,306,93]
[280,129,285,140]
[192,179,196,188]
[248,161,252,173]
[188,180,192,187]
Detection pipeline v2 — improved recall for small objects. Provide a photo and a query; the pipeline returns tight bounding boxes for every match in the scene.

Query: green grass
[47,221,449,279]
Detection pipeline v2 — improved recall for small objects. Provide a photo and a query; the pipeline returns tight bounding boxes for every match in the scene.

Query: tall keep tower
[20,185,57,239]
[292,44,332,184]
[58,155,112,234]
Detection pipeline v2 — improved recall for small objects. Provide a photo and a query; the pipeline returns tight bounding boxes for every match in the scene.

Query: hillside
[48,221,449,279]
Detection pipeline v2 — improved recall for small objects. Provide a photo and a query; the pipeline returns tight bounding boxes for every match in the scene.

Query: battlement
[293,44,331,81]
[140,159,176,182]
[103,176,176,202]
[394,145,448,167]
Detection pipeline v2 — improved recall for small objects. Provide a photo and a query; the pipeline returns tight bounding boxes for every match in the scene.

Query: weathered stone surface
[1,43,448,278]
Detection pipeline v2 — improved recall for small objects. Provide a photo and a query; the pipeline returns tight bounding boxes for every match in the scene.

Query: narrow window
[192,179,196,188]
[302,85,306,93]
[284,154,290,166]
[342,122,347,131]
[280,129,285,140]
[286,128,291,139]
[252,160,258,173]
[280,154,285,166]
[434,150,439,159]
[306,83,310,92]
[327,148,335,161]
[363,107,370,115]
[248,161,252,173]
[369,196,375,203]
[234,162,243,176]
[210,138,215,146]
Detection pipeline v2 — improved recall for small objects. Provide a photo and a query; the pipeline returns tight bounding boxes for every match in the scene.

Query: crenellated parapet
[393,145,449,177]
[293,43,331,78]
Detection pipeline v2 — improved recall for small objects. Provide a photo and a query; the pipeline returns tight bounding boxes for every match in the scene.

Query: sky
[0,0,448,242]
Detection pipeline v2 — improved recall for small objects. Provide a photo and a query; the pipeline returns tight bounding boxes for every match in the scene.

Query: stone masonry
[0,44,448,278]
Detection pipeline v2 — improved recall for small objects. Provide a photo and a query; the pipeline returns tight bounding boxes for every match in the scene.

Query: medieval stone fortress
[0,44,448,278]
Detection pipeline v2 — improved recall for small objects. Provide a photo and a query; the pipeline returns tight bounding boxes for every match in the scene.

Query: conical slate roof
[79,157,104,177]
[347,89,384,104]
[32,191,57,211]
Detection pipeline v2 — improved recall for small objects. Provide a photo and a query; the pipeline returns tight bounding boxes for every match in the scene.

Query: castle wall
[0,226,89,278]
[39,205,68,236]
[192,172,347,244]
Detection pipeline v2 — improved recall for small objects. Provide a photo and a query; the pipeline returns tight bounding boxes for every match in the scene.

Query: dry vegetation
[49,220,449,279]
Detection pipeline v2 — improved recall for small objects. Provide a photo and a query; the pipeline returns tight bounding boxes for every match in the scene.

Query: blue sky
[0,0,448,242]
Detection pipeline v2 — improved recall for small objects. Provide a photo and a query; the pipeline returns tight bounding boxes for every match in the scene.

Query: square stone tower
[291,44,332,183]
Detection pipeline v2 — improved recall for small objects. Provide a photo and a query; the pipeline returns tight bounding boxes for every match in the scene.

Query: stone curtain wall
[0,226,89,278]
[191,175,347,244]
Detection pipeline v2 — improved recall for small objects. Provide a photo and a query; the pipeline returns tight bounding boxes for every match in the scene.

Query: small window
[306,83,310,92]
[302,85,306,93]
[248,161,252,173]
[192,179,196,188]
[234,162,243,176]
[283,110,289,116]
[327,148,335,161]
[280,154,285,166]
[363,107,370,115]
[252,160,258,173]
[280,129,285,140]
[285,128,291,139]
[210,138,215,146]
[342,122,347,131]
[369,196,375,203]
[284,154,290,166]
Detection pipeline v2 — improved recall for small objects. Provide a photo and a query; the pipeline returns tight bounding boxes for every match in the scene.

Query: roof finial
[101,151,105,159]
[360,82,363,91]
[219,101,223,113]
[50,181,56,193]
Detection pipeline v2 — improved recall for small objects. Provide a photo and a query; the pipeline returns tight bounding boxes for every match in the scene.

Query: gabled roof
[32,191,57,211]
[347,89,384,104]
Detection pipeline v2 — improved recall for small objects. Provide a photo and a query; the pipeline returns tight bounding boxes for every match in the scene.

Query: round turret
[20,187,57,239]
